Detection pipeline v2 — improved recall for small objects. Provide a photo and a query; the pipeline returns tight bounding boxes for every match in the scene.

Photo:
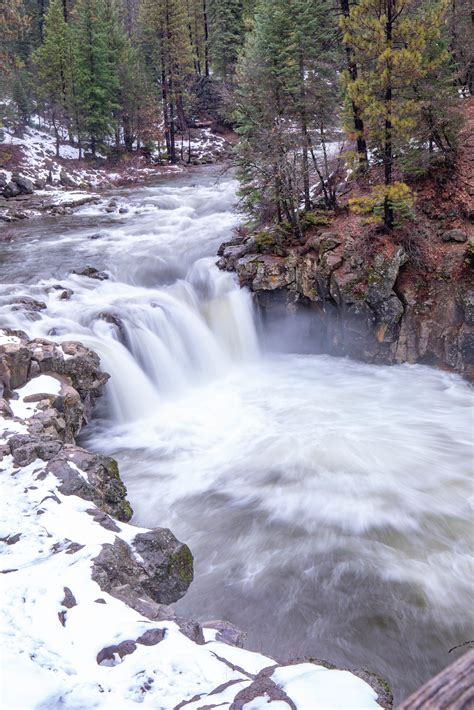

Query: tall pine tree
[33,0,75,156]
[74,0,119,156]
[342,0,459,228]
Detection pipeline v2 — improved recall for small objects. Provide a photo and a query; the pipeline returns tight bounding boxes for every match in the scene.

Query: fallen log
[398,650,474,709]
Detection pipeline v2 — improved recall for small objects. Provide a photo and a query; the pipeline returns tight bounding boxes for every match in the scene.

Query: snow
[9,374,62,418]
[272,664,381,709]
[0,331,21,345]
[243,699,292,710]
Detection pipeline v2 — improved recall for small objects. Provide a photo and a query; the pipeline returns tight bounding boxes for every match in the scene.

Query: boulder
[441,229,467,243]
[3,181,21,199]
[91,529,193,606]
[72,266,109,281]
[12,173,34,195]
[46,445,133,522]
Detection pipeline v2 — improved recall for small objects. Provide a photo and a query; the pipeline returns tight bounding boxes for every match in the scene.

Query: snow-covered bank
[0,123,231,222]
[0,328,391,709]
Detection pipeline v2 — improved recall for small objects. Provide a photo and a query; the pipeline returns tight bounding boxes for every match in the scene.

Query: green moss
[301,210,333,231]
[255,231,276,250]
[108,458,120,479]
[464,241,474,267]
[168,545,194,586]
[119,499,133,522]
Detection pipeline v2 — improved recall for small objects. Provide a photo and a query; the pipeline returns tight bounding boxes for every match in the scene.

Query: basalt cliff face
[218,225,473,381]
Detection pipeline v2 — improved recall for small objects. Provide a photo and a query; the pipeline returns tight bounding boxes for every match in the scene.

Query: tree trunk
[298,52,311,211]
[383,3,394,230]
[203,0,210,77]
[52,112,60,158]
[340,0,368,168]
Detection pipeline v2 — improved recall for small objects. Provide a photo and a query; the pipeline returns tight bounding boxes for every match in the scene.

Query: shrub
[349,182,415,226]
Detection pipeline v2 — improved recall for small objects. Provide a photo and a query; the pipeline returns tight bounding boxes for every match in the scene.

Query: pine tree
[208,0,245,83]
[74,0,119,156]
[33,0,76,156]
[339,0,368,168]
[140,0,193,163]
[342,0,459,228]
[235,0,340,233]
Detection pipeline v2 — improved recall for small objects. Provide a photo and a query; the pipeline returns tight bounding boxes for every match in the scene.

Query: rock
[12,173,34,195]
[47,445,133,522]
[9,435,63,466]
[136,628,166,646]
[72,266,109,281]
[118,207,128,214]
[59,169,77,188]
[203,620,246,648]
[61,587,77,609]
[97,640,137,666]
[91,529,193,607]
[441,228,468,243]
[3,181,21,199]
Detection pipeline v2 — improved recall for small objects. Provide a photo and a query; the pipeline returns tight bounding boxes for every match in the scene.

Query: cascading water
[0,168,472,704]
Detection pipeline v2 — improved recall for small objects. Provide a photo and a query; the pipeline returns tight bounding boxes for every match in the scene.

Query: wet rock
[441,228,467,243]
[91,528,193,606]
[72,266,109,281]
[9,296,47,313]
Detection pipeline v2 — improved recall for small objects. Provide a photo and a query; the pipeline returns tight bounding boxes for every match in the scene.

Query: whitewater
[0,167,472,702]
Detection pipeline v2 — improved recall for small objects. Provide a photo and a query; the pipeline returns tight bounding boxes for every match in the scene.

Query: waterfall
[1,258,259,423]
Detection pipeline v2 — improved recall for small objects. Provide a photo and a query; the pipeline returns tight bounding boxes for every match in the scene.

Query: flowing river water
[0,168,472,704]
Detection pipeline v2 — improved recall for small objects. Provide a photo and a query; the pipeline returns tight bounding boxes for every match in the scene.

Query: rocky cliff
[218,222,473,381]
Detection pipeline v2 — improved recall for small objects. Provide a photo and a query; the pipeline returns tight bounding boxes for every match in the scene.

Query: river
[1,167,472,704]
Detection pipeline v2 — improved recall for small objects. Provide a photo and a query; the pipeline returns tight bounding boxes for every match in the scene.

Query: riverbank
[0,327,392,709]
[0,121,231,223]
[217,103,474,381]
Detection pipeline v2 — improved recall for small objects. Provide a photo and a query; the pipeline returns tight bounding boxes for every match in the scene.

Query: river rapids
[0,168,472,703]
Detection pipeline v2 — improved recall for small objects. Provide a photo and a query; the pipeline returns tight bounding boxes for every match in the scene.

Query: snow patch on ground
[272,665,381,709]
[9,374,62,418]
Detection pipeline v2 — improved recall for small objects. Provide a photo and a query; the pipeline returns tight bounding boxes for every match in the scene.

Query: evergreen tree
[339,0,368,169]
[342,0,459,228]
[140,0,193,163]
[74,0,119,156]
[209,0,245,83]
[33,0,76,156]
[235,0,340,233]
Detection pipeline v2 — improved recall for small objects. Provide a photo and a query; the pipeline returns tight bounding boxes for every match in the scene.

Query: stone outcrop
[0,327,195,609]
[218,229,473,380]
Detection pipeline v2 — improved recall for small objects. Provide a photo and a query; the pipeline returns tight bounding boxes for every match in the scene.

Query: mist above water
[1,168,472,703]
